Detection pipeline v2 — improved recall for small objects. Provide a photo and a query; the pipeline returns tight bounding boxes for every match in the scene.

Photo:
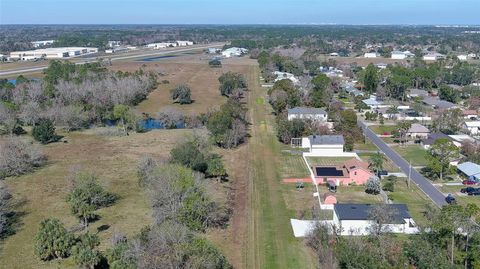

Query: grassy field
[280,152,310,179]
[246,64,317,269]
[370,125,397,135]
[388,179,434,226]
[354,140,379,151]
[0,129,197,268]
[318,185,383,204]
[357,153,401,172]
[392,145,429,166]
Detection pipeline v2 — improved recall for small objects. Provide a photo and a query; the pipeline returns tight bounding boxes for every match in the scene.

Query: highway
[358,121,447,207]
[0,43,224,77]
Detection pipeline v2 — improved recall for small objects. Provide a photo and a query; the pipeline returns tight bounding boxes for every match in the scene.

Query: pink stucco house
[313,158,374,186]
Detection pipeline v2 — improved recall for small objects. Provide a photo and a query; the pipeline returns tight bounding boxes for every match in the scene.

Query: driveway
[358,121,447,206]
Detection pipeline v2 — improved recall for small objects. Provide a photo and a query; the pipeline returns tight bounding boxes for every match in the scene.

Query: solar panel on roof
[315,167,344,177]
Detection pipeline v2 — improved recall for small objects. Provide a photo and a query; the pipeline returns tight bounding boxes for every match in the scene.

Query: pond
[104,118,185,130]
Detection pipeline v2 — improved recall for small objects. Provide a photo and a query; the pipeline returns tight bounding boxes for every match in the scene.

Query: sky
[1,0,479,25]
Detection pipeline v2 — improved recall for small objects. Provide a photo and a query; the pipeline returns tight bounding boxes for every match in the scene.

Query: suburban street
[358,121,448,206]
[0,43,224,77]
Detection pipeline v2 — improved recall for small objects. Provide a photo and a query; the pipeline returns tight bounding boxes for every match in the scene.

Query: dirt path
[245,65,316,269]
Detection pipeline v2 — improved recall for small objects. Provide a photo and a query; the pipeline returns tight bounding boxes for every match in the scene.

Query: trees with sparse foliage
[0,181,13,238]
[365,177,381,195]
[0,138,46,179]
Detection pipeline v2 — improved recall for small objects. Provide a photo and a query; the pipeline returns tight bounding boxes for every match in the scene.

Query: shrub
[209,59,222,68]
[32,118,58,144]
[71,233,102,269]
[34,218,75,260]
[171,84,192,104]
[365,177,381,195]
[0,138,46,178]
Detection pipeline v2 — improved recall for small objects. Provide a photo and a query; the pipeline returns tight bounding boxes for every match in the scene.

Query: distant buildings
[287,107,328,121]
[423,52,445,61]
[146,41,194,49]
[107,41,121,48]
[364,52,379,58]
[221,47,248,58]
[391,50,415,60]
[31,40,55,48]
[9,47,98,61]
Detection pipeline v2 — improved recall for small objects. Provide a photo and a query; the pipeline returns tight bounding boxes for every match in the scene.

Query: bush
[0,182,13,238]
[218,72,246,96]
[0,138,46,178]
[34,218,75,260]
[71,233,102,269]
[365,177,381,195]
[171,84,192,104]
[32,118,58,144]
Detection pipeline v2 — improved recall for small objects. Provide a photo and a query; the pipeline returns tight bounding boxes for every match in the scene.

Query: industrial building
[31,40,55,48]
[146,41,193,49]
[9,47,99,61]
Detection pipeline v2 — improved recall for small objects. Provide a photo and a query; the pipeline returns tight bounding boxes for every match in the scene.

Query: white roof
[465,121,480,127]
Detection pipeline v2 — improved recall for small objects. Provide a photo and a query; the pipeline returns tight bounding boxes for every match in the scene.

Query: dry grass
[0,129,196,269]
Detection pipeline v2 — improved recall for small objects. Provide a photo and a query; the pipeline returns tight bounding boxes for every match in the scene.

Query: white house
[107,41,121,48]
[464,121,480,135]
[301,135,344,156]
[288,107,327,121]
[423,52,445,61]
[222,47,248,58]
[329,52,339,57]
[273,71,299,84]
[176,40,194,46]
[362,96,387,109]
[364,52,379,58]
[457,55,468,61]
[333,204,418,236]
[391,51,415,60]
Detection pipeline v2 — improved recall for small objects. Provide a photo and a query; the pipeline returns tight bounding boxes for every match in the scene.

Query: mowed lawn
[392,145,429,166]
[370,125,397,135]
[0,129,198,268]
[280,152,310,179]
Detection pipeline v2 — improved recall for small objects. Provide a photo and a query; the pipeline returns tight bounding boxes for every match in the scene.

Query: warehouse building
[9,47,98,60]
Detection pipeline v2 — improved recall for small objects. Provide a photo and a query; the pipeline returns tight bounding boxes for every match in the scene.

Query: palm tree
[369,152,386,177]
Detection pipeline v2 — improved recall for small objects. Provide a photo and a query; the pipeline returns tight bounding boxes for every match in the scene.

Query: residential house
[288,107,328,121]
[362,96,384,110]
[313,158,373,185]
[457,55,468,61]
[329,52,339,57]
[407,89,429,99]
[463,110,478,120]
[406,123,430,139]
[301,135,344,156]
[273,71,299,84]
[464,121,480,135]
[457,162,480,181]
[333,204,418,235]
[422,97,456,110]
[422,133,455,149]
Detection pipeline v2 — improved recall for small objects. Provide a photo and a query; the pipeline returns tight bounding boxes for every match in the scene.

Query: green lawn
[370,125,397,135]
[392,145,429,166]
[280,152,310,178]
[319,185,383,204]
[357,153,401,172]
[354,140,378,151]
[306,157,353,167]
[387,179,434,226]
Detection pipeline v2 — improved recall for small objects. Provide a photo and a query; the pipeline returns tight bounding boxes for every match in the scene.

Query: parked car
[461,187,477,193]
[468,191,480,196]
[462,179,477,185]
[446,194,457,204]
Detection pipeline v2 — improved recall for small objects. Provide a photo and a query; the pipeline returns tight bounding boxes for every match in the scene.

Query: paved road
[0,43,224,77]
[358,121,447,207]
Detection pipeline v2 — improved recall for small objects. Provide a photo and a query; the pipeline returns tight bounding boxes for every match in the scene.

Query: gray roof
[362,98,381,106]
[422,97,455,109]
[288,107,327,115]
[457,162,480,177]
[409,88,428,97]
[309,135,344,145]
[334,204,411,224]
[408,123,430,133]
[422,133,451,145]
